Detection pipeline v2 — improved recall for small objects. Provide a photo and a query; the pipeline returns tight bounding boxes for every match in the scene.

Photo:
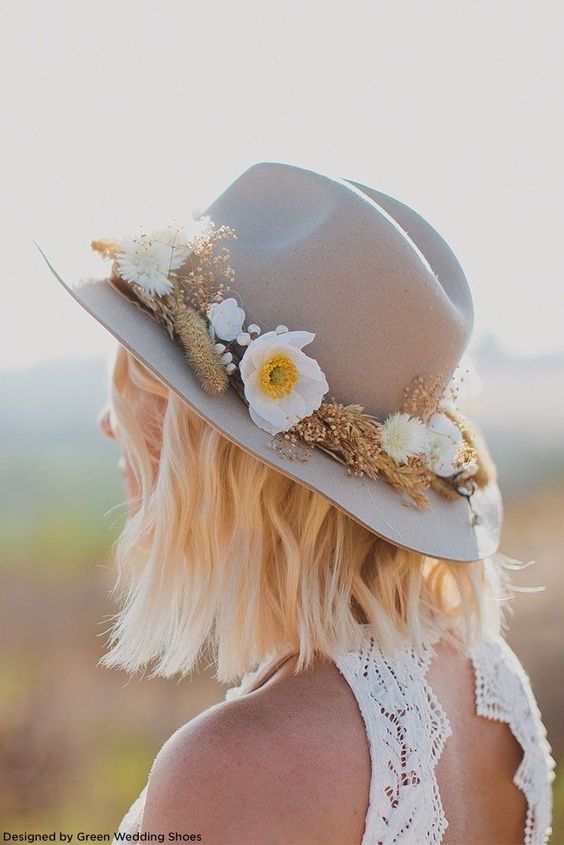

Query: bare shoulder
[141,657,370,845]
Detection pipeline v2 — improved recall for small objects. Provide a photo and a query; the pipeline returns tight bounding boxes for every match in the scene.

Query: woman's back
[120,633,553,845]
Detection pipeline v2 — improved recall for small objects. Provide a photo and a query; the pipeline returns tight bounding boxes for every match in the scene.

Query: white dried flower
[380,412,429,464]
[115,227,192,296]
[426,412,464,477]
[208,298,246,342]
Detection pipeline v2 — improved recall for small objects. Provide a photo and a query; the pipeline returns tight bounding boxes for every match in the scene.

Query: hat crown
[205,163,473,417]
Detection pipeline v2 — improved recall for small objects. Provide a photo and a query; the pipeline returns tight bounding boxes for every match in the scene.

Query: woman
[46,163,554,844]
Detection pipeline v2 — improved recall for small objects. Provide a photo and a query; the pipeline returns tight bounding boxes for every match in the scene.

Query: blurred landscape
[1,343,563,839]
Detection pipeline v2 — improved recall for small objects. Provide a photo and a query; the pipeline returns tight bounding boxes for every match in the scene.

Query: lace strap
[470,637,555,845]
[335,634,451,845]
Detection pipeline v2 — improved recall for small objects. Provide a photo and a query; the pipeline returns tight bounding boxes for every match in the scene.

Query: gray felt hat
[40,162,502,562]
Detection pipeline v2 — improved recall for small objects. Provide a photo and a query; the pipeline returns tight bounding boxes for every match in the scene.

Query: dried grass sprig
[374,453,431,508]
[171,299,228,395]
[91,239,120,260]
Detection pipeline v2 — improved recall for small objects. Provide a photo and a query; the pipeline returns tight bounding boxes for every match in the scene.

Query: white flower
[115,226,192,296]
[440,355,483,413]
[239,330,328,434]
[426,412,464,477]
[208,298,246,342]
[380,412,429,464]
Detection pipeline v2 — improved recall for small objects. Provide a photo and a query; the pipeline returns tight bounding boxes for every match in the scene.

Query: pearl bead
[247,324,261,336]
[213,342,226,354]
[275,324,289,334]
[237,332,251,346]
[221,351,233,364]
[225,362,237,374]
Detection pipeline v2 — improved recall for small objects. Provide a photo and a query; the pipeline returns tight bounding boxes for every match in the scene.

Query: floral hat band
[91,218,493,516]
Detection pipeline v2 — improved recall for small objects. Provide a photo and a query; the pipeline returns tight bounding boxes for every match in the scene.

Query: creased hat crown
[205,162,474,417]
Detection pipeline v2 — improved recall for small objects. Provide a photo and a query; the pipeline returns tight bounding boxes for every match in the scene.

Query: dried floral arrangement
[92,221,493,512]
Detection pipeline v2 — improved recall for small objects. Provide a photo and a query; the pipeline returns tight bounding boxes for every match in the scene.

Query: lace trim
[470,636,555,845]
[335,635,452,845]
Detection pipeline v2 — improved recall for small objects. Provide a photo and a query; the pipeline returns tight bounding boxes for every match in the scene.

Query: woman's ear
[98,405,117,440]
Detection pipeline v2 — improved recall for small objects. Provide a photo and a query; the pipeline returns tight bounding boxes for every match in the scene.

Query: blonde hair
[100,345,506,684]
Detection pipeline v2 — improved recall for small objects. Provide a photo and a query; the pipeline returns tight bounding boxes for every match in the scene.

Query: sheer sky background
[2,1,563,369]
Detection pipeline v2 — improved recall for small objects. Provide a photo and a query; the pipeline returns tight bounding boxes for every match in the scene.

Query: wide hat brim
[39,181,502,563]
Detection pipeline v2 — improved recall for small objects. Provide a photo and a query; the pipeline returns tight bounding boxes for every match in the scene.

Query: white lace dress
[113,634,555,844]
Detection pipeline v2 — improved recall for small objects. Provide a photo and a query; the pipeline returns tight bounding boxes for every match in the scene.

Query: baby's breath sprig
[402,374,446,421]
[173,223,237,318]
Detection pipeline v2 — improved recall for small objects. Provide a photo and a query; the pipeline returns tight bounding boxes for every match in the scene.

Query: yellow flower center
[259,353,299,399]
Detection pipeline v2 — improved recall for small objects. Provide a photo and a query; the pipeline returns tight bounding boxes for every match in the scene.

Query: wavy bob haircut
[100,345,506,684]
